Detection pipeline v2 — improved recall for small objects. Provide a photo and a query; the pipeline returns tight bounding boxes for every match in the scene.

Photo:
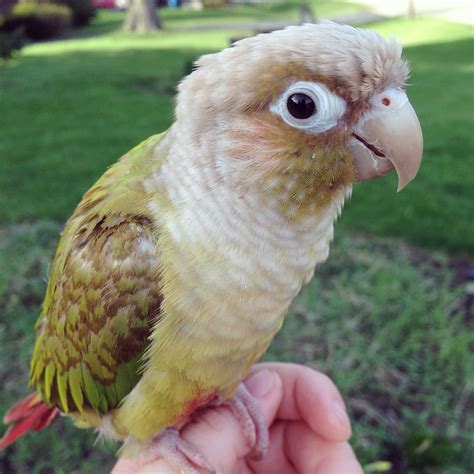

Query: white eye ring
[270,81,346,133]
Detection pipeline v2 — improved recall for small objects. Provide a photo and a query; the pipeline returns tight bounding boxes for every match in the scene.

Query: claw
[143,428,215,474]
[225,383,269,460]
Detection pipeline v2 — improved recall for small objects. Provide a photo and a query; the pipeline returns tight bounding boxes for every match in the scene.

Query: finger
[246,420,297,474]
[251,362,351,442]
[316,449,363,474]
[248,421,361,474]
[180,369,283,473]
[111,458,139,474]
[112,457,176,474]
[286,421,361,474]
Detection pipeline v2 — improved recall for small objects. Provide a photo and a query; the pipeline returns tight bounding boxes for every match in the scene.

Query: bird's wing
[29,134,164,415]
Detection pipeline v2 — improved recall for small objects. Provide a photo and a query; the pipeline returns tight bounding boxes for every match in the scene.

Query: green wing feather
[30,134,164,414]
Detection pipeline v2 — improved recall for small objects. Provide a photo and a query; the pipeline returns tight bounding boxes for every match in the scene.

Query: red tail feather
[0,393,59,449]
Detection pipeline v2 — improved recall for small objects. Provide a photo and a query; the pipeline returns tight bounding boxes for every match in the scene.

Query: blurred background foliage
[0,0,473,473]
[0,0,95,50]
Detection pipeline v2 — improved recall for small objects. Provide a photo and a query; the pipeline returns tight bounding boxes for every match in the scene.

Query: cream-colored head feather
[162,22,419,221]
[176,22,409,128]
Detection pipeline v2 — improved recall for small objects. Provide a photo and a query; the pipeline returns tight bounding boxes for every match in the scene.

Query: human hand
[113,362,362,473]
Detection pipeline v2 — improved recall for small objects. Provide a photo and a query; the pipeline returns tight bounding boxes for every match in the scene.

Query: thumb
[180,369,283,473]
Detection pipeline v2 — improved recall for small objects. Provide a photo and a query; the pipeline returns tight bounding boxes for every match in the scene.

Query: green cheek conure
[1,22,422,472]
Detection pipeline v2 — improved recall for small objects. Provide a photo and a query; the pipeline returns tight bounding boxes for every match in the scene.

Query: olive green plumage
[30,134,164,415]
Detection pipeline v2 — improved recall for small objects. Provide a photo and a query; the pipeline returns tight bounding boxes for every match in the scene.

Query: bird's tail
[0,393,59,449]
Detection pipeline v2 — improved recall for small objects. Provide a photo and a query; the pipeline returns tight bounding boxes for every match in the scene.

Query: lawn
[1,222,472,473]
[0,5,473,474]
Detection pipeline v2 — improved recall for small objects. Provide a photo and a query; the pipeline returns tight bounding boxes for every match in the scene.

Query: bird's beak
[348,88,423,191]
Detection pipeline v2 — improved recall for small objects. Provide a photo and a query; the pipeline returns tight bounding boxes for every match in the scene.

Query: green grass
[0,221,472,473]
[0,13,473,253]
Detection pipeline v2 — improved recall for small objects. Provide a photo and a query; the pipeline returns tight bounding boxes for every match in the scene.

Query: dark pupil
[287,93,316,119]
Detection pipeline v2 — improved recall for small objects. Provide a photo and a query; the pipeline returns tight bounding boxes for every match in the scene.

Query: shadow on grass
[70,3,286,40]
[69,10,125,39]
[159,2,292,22]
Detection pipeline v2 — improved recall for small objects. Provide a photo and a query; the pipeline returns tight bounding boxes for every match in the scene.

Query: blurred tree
[123,0,160,32]
[0,27,24,61]
[299,2,316,24]
[0,0,17,16]
[182,0,202,9]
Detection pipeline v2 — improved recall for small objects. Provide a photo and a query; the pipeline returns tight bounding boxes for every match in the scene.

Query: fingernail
[332,400,350,428]
[245,370,275,398]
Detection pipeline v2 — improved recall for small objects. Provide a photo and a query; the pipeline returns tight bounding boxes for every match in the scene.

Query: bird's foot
[224,382,269,460]
[143,427,215,474]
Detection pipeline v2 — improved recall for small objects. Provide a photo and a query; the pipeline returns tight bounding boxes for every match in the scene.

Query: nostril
[382,97,390,106]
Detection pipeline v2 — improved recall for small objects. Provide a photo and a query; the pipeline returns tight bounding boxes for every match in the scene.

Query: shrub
[0,27,24,61]
[11,2,72,40]
[0,0,17,17]
[52,0,96,27]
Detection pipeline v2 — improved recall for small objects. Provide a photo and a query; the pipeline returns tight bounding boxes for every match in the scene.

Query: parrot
[0,21,423,472]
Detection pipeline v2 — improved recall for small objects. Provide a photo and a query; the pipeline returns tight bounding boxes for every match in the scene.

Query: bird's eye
[270,81,346,134]
[287,93,316,119]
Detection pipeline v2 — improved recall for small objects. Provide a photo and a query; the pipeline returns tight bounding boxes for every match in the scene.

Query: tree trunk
[299,3,316,24]
[123,0,161,33]
[182,0,202,9]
